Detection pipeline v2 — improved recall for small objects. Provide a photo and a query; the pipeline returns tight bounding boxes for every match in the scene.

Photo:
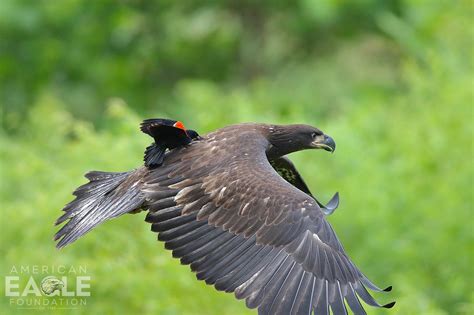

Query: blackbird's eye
[311,132,317,139]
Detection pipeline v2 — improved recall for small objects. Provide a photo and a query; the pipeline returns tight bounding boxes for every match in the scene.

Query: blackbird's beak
[311,134,336,153]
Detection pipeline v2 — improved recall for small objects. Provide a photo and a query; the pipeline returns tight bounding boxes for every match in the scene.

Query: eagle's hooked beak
[311,134,336,153]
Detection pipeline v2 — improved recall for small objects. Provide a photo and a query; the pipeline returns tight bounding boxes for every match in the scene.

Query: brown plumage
[55,120,394,315]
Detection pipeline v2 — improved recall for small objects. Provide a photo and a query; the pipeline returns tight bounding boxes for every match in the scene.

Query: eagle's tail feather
[54,168,146,248]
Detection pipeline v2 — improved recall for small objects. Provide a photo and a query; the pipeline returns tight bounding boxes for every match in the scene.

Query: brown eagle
[55,119,394,315]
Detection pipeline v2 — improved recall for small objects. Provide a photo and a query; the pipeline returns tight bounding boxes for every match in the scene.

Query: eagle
[55,119,394,315]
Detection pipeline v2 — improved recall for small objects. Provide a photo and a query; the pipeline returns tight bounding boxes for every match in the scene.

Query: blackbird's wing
[140,119,192,167]
[143,133,394,315]
[270,156,340,215]
[140,119,188,141]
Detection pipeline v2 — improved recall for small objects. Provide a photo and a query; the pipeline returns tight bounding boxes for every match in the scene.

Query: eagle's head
[265,124,336,158]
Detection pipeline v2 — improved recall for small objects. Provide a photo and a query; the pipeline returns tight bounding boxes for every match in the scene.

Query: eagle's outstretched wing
[143,130,394,315]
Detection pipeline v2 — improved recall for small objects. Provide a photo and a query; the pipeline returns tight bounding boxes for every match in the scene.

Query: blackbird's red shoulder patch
[173,121,186,130]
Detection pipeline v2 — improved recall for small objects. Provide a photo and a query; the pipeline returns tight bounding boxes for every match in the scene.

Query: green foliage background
[1,0,472,314]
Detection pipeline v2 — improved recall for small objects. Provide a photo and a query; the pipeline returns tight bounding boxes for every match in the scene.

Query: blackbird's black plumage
[55,120,394,315]
[141,118,201,167]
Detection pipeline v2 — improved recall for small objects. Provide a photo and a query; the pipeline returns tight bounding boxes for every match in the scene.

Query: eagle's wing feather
[269,156,314,196]
[270,156,340,215]
[142,136,393,315]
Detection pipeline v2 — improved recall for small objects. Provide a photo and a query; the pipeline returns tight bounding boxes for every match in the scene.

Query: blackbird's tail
[54,168,146,248]
[144,142,167,168]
